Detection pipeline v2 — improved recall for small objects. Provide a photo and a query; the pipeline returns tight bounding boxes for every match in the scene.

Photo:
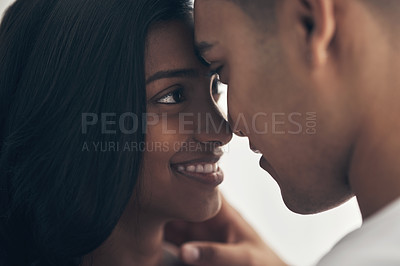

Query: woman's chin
[180,191,222,222]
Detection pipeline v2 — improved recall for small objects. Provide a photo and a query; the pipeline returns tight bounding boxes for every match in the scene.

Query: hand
[164,196,287,266]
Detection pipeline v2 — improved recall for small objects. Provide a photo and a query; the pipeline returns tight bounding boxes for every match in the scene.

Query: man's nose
[227,113,247,137]
[194,103,233,146]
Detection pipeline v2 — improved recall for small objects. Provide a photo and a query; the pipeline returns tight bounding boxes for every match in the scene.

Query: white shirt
[318,198,400,266]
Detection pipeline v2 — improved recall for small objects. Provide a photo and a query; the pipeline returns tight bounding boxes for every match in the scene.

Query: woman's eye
[156,88,185,104]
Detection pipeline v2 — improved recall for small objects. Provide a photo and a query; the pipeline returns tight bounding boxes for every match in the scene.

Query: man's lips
[260,156,279,181]
[260,156,270,171]
[249,142,261,154]
[170,157,224,186]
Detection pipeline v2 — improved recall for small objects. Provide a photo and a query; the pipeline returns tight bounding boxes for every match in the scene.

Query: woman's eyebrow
[146,68,199,84]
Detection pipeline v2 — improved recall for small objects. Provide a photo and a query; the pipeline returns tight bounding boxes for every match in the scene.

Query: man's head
[225,0,276,28]
[194,0,400,214]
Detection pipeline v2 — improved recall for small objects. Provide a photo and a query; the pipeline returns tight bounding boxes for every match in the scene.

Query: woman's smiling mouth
[171,159,224,186]
[178,163,219,174]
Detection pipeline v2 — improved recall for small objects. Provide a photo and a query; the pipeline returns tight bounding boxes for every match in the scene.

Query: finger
[180,242,249,266]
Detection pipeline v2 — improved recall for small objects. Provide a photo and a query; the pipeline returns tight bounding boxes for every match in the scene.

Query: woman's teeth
[177,163,218,174]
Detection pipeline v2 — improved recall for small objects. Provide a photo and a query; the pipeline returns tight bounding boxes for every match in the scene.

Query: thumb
[180,242,247,266]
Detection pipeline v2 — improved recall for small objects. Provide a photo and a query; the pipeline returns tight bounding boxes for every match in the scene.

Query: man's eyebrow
[146,68,199,84]
[195,41,216,56]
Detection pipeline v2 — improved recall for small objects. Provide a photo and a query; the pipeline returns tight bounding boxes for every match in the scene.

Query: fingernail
[182,245,200,263]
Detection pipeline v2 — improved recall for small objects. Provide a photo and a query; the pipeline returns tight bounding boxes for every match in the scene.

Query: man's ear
[300,0,336,67]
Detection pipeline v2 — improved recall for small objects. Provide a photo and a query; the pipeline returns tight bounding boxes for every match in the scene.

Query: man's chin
[283,200,322,215]
[280,191,354,215]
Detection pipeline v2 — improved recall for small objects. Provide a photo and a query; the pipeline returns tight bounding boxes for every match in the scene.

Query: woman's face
[137,21,232,222]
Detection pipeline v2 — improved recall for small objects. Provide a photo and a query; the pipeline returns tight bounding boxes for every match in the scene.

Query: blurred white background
[0,0,12,19]
[0,0,362,265]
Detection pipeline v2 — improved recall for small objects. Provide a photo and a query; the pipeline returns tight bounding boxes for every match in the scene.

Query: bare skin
[165,0,400,265]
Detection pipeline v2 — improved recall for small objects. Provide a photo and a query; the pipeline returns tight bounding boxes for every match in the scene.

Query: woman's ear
[300,0,336,67]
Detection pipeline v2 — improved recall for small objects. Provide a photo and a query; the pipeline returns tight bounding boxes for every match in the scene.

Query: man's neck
[348,76,400,220]
[343,4,400,220]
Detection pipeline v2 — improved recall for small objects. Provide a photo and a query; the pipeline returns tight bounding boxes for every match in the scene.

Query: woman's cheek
[144,116,184,163]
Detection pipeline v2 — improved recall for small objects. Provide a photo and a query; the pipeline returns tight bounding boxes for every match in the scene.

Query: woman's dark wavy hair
[0,0,191,265]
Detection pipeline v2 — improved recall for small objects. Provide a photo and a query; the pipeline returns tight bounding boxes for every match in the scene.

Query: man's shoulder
[318,198,400,266]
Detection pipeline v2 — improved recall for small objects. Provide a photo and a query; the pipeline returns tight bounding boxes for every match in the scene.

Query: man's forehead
[194,1,221,41]
[194,0,220,20]
[194,0,232,34]
[195,0,241,11]
[194,0,253,53]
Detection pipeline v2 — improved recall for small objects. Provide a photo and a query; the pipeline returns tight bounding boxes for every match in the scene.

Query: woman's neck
[83,212,167,266]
